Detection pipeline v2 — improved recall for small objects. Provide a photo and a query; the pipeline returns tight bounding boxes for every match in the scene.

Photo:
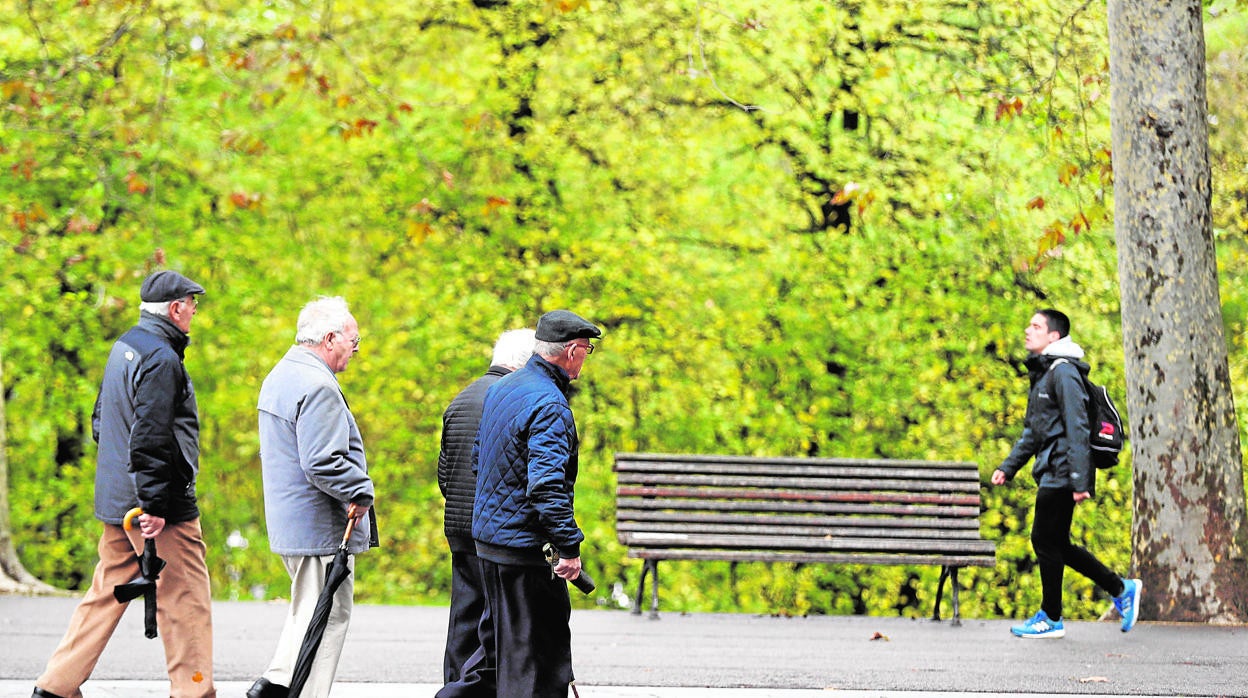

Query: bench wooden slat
[617,486,981,507]
[618,531,997,556]
[617,521,988,540]
[625,548,997,568]
[616,452,977,470]
[616,463,978,481]
[617,511,981,530]
[616,473,981,493]
[618,496,980,518]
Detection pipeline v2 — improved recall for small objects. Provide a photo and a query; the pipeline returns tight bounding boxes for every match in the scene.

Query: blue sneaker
[1011,610,1065,639]
[1114,578,1142,632]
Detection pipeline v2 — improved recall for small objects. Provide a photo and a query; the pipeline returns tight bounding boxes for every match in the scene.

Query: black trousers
[1032,486,1125,620]
[436,557,572,698]
[443,551,491,684]
[482,558,573,698]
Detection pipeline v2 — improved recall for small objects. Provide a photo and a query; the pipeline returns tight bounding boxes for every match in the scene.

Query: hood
[1041,335,1085,360]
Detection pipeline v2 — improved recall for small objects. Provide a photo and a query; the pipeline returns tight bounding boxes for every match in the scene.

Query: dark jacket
[472,354,584,566]
[999,347,1095,495]
[439,365,511,553]
[92,312,201,524]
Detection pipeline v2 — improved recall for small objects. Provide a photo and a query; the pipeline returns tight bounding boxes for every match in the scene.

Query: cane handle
[123,507,144,531]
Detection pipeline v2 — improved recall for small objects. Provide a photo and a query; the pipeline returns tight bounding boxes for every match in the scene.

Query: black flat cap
[535,310,602,342]
[140,270,206,303]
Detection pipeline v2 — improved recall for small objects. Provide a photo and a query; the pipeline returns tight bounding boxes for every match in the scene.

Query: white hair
[491,328,536,369]
[295,296,353,344]
[534,339,572,358]
[138,301,172,318]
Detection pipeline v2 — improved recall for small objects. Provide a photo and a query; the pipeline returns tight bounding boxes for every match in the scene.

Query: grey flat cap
[535,310,602,342]
[140,270,206,302]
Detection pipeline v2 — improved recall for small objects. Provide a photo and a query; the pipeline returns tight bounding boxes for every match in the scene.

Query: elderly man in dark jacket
[33,270,215,698]
[437,328,535,691]
[992,309,1141,640]
[442,310,599,698]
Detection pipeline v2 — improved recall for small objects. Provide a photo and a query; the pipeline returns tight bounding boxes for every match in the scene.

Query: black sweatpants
[1032,486,1125,620]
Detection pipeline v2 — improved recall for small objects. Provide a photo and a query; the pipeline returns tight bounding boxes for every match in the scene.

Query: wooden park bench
[614,452,996,625]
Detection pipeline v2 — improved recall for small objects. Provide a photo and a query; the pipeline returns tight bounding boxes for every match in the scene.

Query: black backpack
[1051,359,1125,469]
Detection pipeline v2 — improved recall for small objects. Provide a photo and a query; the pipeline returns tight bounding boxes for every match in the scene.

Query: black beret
[140,270,206,303]
[535,310,602,343]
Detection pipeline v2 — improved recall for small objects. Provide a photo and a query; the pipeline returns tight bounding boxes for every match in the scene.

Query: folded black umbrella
[113,507,165,639]
[288,506,360,698]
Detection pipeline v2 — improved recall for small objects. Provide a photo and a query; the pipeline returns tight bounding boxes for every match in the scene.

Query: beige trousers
[36,519,216,698]
[261,553,355,698]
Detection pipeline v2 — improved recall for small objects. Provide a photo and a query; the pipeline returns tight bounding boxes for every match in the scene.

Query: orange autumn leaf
[484,196,510,215]
[994,97,1024,121]
[67,214,98,233]
[407,221,432,242]
[125,171,150,194]
[1026,196,1046,211]
[856,190,876,216]
[1057,163,1079,186]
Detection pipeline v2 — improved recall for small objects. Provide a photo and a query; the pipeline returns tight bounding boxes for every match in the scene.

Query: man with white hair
[32,269,215,698]
[437,328,536,694]
[247,296,378,698]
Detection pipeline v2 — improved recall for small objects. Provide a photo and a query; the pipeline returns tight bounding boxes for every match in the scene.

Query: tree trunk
[0,345,61,594]
[1107,0,1248,622]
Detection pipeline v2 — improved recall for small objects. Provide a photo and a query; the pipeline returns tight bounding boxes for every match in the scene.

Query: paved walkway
[2,596,1245,697]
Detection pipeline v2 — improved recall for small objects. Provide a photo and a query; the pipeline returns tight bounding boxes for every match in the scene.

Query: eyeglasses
[573,342,595,355]
[174,296,198,309]
[337,332,361,348]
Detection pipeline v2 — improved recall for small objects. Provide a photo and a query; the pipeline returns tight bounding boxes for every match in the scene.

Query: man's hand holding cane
[544,543,595,594]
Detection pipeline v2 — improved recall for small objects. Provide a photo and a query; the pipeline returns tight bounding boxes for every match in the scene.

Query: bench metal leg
[633,559,661,619]
[932,565,963,626]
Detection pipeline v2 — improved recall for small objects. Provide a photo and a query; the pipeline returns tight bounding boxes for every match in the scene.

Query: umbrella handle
[123,507,144,531]
[340,504,361,547]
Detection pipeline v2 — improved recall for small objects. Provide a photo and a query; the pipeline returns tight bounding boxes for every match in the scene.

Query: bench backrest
[614,452,995,566]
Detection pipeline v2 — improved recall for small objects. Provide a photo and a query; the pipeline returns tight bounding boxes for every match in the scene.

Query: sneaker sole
[1013,629,1066,639]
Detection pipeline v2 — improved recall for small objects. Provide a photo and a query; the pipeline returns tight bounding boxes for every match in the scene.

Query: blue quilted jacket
[472,354,584,566]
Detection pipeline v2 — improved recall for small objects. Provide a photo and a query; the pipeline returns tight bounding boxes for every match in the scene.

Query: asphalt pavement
[1,595,1245,697]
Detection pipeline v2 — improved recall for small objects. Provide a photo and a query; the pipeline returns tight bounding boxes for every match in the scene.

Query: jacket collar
[529,354,572,396]
[284,344,338,379]
[138,311,190,357]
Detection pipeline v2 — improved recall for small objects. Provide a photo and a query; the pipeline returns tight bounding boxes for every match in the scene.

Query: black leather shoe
[32,688,67,698]
[245,678,289,698]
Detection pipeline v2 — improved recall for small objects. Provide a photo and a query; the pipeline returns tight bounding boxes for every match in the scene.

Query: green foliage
[1,0,1243,622]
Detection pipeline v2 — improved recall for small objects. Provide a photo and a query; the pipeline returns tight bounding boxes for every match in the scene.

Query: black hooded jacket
[998,349,1095,495]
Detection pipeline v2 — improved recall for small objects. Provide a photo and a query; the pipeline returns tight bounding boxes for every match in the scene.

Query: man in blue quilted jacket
[463,309,600,698]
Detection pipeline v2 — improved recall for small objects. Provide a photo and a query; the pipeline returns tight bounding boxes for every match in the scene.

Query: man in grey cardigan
[247,296,378,698]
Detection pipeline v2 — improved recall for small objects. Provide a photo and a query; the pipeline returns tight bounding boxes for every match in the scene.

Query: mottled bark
[1108,0,1248,622]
